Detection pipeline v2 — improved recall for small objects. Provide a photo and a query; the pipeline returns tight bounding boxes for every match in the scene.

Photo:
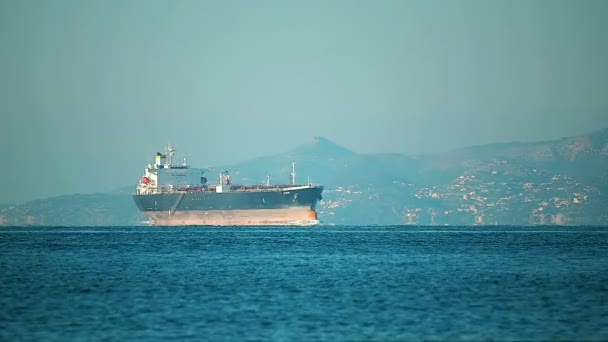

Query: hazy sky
[1,0,608,203]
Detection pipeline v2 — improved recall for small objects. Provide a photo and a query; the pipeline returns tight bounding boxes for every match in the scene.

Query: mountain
[430,128,608,187]
[0,194,145,226]
[2,129,607,226]
[222,137,425,189]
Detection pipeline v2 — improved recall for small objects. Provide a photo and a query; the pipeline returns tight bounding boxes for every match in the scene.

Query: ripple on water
[1,225,607,340]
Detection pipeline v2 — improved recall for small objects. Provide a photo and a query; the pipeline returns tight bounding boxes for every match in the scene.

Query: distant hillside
[0,194,144,226]
[429,128,608,187]
[2,129,607,226]
[220,137,425,189]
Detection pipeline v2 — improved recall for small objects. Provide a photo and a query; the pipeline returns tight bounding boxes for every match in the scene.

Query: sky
[1,0,608,203]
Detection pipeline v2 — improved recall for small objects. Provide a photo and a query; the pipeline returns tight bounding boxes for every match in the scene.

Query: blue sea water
[1,226,607,341]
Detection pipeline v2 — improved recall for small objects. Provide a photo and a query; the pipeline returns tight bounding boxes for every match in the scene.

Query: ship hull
[133,186,323,226]
[144,208,319,226]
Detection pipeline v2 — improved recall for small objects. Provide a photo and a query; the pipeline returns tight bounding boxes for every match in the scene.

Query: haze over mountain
[2,128,607,226]
[3,0,608,204]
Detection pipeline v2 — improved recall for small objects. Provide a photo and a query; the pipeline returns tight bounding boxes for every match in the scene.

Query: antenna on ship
[267,175,270,187]
[291,162,296,185]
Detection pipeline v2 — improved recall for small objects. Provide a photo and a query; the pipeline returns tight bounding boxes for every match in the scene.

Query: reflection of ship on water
[132,146,324,226]
[139,218,155,226]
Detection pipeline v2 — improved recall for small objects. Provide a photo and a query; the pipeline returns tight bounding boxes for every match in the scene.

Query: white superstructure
[136,145,208,195]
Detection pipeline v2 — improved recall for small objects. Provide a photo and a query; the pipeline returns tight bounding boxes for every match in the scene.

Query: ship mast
[166,145,176,166]
[290,162,296,185]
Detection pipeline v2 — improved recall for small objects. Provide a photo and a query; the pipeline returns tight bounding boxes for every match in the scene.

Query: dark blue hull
[133,186,324,225]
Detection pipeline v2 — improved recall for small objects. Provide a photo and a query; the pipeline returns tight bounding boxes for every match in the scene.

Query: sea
[1,225,607,341]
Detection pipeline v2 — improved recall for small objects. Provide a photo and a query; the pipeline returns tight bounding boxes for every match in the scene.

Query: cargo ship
[133,146,324,226]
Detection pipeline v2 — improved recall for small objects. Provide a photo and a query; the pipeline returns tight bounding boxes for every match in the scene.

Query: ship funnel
[155,152,166,166]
